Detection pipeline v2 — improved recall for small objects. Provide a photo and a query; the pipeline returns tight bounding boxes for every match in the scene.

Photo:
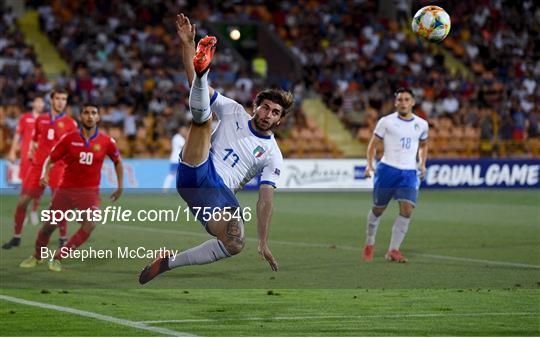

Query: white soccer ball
[411,5,451,43]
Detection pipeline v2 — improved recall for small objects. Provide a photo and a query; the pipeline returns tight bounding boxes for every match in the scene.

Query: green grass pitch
[1,189,539,336]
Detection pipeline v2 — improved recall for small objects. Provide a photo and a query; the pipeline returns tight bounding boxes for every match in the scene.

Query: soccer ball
[411,6,451,42]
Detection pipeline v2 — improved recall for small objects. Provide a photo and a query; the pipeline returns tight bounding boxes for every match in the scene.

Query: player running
[6,97,45,226]
[19,102,123,272]
[3,89,77,249]
[362,88,429,263]
[138,13,292,284]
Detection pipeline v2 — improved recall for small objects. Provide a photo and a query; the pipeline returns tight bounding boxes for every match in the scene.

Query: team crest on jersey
[253,146,265,158]
[414,123,419,130]
[93,144,101,151]
[58,121,64,128]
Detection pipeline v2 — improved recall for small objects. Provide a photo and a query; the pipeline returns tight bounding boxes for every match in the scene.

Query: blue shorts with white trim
[373,162,419,207]
[176,154,240,230]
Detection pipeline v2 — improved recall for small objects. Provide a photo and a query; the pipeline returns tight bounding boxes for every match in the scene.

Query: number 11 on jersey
[223,148,239,167]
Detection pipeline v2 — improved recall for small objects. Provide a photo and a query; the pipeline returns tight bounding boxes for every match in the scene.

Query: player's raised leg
[178,14,217,166]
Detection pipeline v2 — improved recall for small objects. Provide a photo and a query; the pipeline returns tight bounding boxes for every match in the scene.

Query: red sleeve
[32,117,40,142]
[49,134,69,162]
[16,116,24,135]
[106,137,120,164]
[70,117,78,131]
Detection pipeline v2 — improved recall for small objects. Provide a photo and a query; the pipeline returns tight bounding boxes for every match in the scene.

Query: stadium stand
[1,0,538,158]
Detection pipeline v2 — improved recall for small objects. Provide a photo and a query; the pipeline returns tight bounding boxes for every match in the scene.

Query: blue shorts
[373,162,419,207]
[176,155,240,229]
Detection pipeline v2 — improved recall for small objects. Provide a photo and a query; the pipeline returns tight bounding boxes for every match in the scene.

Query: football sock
[168,239,230,269]
[189,71,212,124]
[162,173,175,190]
[14,204,27,237]
[34,229,51,259]
[365,210,381,245]
[389,215,410,251]
[58,220,67,239]
[54,228,90,260]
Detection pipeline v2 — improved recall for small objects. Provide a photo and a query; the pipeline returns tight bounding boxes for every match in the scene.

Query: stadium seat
[356,128,371,143]
[435,128,450,155]
[527,138,540,157]
[290,127,301,140]
[299,128,314,140]
[450,127,466,155]
[313,129,326,141]
[306,117,318,130]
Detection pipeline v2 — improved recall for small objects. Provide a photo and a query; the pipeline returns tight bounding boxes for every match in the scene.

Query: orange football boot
[139,252,171,285]
[385,249,407,263]
[363,245,374,262]
[193,36,217,77]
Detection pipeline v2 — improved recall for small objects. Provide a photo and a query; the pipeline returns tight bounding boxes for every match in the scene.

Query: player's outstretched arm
[256,184,278,271]
[28,141,37,161]
[110,160,123,201]
[365,135,382,178]
[418,140,428,179]
[7,131,20,163]
[176,13,215,98]
[41,133,69,186]
[39,156,55,187]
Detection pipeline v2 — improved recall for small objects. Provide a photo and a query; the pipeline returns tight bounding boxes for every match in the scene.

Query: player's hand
[419,165,427,180]
[110,188,123,202]
[39,176,48,188]
[364,165,375,178]
[176,13,196,45]
[258,242,278,271]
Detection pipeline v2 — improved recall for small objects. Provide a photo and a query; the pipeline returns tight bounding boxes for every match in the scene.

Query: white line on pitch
[138,312,540,324]
[414,253,540,269]
[0,294,195,337]
[108,223,540,269]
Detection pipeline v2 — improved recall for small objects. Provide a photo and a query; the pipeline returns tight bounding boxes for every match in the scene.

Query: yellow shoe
[19,255,42,268]
[48,259,62,272]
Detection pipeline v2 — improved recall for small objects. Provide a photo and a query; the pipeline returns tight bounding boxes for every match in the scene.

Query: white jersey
[209,92,283,192]
[374,112,429,170]
[170,133,185,163]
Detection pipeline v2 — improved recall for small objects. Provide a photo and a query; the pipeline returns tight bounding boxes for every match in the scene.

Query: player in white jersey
[162,127,187,191]
[139,13,293,284]
[362,88,429,263]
